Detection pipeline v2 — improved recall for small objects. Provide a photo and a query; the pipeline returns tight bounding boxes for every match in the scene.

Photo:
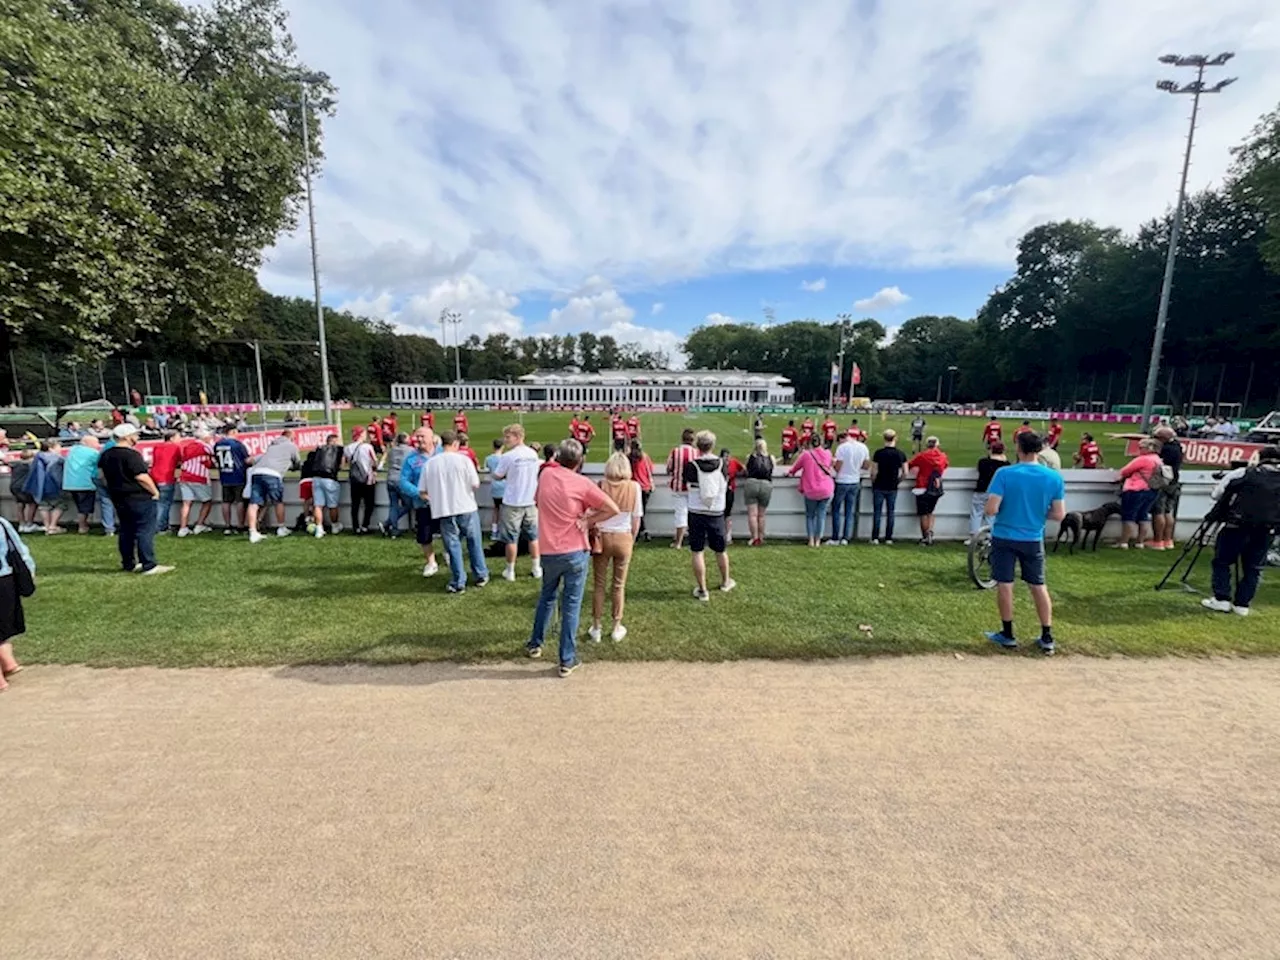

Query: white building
[391,369,794,410]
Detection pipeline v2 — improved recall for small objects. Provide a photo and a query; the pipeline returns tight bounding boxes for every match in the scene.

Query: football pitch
[324,408,1135,468]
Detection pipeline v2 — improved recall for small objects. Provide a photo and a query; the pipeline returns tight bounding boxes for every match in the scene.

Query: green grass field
[16,533,1275,668]
[326,408,1137,469]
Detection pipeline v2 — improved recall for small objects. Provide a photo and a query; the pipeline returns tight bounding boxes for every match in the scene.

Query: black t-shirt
[745,452,774,480]
[975,457,1008,494]
[1160,440,1183,481]
[99,446,152,500]
[871,446,907,491]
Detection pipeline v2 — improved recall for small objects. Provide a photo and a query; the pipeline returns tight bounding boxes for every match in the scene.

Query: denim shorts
[313,477,341,508]
[990,537,1046,586]
[249,474,284,506]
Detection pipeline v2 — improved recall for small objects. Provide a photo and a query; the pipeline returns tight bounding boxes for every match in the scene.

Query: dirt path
[6,658,1280,959]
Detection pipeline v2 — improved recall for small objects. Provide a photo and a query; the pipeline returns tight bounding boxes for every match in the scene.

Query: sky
[259,0,1280,368]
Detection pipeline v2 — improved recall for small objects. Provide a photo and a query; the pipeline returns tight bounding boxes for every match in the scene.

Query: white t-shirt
[494,444,540,507]
[344,441,376,482]
[597,481,643,534]
[421,451,479,518]
[834,439,870,483]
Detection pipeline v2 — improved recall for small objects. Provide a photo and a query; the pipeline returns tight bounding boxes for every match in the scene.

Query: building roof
[517,369,789,386]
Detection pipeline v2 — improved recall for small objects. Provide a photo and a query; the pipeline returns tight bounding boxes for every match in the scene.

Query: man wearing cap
[98,425,173,575]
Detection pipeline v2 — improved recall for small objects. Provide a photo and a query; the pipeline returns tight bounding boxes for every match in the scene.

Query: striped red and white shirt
[178,439,214,484]
[666,444,697,492]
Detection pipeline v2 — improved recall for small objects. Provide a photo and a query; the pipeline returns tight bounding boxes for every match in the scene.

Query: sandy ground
[5,658,1280,960]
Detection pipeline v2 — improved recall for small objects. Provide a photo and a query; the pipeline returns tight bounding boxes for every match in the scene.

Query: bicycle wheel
[967,527,996,590]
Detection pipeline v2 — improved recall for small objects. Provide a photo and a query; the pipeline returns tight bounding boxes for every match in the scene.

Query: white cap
[112,423,138,439]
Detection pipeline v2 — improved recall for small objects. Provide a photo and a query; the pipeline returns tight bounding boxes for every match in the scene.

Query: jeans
[385,483,410,532]
[871,489,897,541]
[437,511,488,589]
[528,550,590,667]
[155,484,175,531]
[96,480,116,534]
[969,492,990,536]
[830,482,859,541]
[116,497,157,572]
[804,496,830,541]
[1212,525,1270,608]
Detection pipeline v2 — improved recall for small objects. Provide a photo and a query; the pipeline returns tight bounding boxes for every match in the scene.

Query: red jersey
[1014,424,1033,441]
[149,442,183,485]
[983,421,1002,445]
[1078,441,1101,469]
[821,420,837,442]
[579,421,595,444]
[631,454,654,492]
[666,444,697,492]
[1047,424,1063,449]
[781,426,799,451]
[611,417,627,439]
[462,446,479,468]
[626,416,640,438]
[569,418,581,441]
[726,456,745,491]
[422,412,435,429]
[178,439,214,484]
[908,448,949,490]
[800,419,815,440]
[847,426,867,442]
[453,413,468,433]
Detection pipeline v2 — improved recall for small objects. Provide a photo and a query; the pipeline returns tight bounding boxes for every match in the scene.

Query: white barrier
[2,466,1219,542]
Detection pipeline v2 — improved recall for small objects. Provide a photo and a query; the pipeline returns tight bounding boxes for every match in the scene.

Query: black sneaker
[474,578,490,589]
[559,661,580,678]
[1036,637,1056,656]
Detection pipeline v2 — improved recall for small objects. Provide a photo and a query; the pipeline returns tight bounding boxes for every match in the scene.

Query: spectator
[1073,432,1104,469]
[628,441,655,542]
[382,432,414,538]
[421,430,489,594]
[25,439,67,535]
[1202,446,1280,617]
[788,435,835,548]
[99,424,171,576]
[484,438,505,540]
[246,430,299,544]
[1037,444,1062,471]
[829,429,870,545]
[525,438,618,676]
[721,447,745,545]
[310,434,344,536]
[589,452,641,644]
[398,428,441,577]
[9,450,38,533]
[0,513,35,691]
[213,426,251,535]
[780,420,799,464]
[742,438,776,546]
[493,424,543,582]
[869,430,907,544]
[1151,425,1183,551]
[344,426,379,535]
[910,415,927,453]
[63,436,111,535]
[665,428,697,549]
[150,431,182,534]
[983,431,1066,655]
[907,436,949,546]
[969,441,1009,543]
[539,443,558,473]
[458,432,480,469]
[1116,438,1162,549]
[176,430,215,537]
[684,431,736,598]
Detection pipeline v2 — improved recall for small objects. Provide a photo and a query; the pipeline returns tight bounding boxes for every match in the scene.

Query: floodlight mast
[1139,52,1236,433]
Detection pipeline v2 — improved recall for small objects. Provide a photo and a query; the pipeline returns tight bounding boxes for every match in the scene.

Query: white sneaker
[885,539,894,545]
[870,538,879,545]
[962,538,972,546]
[177,527,191,538]
[1233,605,1251,617]
[1201,598,1233,614]
[193,524,212,535]
[248,530,264,544]
[314,526,325,539]
[823,539,839,547]
[839,539,849,546]
[502,565,516,582]
[693,587,710,602]
[588,624,603,643]
[719,579,737,593]
[276,526,291,537]
[422,561,439,577]
[133,563,144,572]
[531,564,543,580]
[18,523,36,533]
[141,565,174,576]
[331,523,343,535]
[611,624,628,643]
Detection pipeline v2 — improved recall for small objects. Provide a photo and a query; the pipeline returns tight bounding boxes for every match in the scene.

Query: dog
[1054,501,1121,554]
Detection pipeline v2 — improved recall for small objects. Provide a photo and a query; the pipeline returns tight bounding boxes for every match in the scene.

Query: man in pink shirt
[526,438,619,677]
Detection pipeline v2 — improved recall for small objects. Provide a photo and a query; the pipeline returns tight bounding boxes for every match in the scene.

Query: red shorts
[299,479,314,501]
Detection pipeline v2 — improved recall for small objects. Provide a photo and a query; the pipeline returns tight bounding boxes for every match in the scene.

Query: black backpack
[925,469,945,497]
[1224,466,1280,528]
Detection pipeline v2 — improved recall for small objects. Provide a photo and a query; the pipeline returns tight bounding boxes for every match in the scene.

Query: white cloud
[704,313,739,326]
[800,278,827,292]
[544,281,685,367]
[650,302,665,315]
[854,286,912,312]
[337,273,522,343]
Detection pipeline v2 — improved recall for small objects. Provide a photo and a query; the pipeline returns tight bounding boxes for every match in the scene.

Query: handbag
[3,523,35,598]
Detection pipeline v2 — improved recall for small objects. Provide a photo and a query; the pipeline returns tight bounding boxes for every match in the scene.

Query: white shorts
[180,482,212,503]
[672,494,688,530]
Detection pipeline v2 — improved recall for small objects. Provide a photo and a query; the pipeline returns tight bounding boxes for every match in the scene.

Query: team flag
[851,362,862,387]
[830,361,840,386]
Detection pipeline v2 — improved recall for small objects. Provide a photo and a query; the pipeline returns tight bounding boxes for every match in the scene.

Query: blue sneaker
[1036,637,1056,656]
[985,631,1017,649]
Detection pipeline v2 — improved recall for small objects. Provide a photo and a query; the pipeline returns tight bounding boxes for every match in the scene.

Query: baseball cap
[112,423,139,439]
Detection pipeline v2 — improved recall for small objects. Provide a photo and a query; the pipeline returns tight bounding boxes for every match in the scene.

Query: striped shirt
[178,439,214,484]
[666,444,697,492]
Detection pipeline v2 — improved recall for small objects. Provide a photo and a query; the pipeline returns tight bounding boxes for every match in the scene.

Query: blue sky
[259,0,1280,366]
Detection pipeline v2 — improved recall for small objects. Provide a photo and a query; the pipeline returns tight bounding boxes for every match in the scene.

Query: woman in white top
[589,453,642,644]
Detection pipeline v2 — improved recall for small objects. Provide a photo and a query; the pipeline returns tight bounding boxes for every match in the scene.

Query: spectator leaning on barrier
[983,430,1067,655]
[968,442,1009,543]
[869,430,907,545]
[176,430,215,537]
[829,430,869,545]
[344,427,379,535]
[63,435,113,535]
[9,450,38,533]
[382,432,414,538]
[214,426,251,535]
[399,428,441,577]
[684,430,736,599]
[310,434,344,535]
[422,430,489,594]
[1116,438,1162,549]
[247,430,299,544]
[742,438,776,546]
[789,434,835,548]
[908,436,949,547]
[628,441,655,542]
[25,439,67,535]
[1151,425,1183,551]
[150,430,182,534]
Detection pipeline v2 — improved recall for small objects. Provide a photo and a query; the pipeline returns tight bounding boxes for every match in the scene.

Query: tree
[1232,102,1280,275]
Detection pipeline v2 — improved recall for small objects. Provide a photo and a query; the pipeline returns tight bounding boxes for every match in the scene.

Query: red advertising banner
[2,425,336,467]
[1124,436,1265,468]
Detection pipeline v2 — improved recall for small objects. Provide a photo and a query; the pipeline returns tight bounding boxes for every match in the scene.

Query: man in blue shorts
[213,426,251,534]
[983,430,1066,654]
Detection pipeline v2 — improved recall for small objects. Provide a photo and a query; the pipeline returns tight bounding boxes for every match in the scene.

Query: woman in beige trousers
[589,453,642,644]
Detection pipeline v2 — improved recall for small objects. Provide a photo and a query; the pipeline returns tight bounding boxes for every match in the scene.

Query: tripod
[1156,516,1224,593]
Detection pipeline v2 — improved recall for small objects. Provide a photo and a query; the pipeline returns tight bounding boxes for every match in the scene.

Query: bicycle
[967,526,996,590]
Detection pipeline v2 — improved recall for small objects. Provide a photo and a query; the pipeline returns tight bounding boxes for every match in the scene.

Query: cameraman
[1202,446,1280,617]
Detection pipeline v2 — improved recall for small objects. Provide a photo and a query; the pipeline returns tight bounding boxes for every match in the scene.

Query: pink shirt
[1120,453,1160,492]
[535,464,610,555]
[788,447,835,501]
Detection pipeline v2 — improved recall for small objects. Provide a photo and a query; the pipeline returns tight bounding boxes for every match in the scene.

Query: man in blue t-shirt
[213,427,252,534]
[982,430,1066,654]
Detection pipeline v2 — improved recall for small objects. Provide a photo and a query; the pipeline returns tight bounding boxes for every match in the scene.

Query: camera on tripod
[1211,459,1251,481]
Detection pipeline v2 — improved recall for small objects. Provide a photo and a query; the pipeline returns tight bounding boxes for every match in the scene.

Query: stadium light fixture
[1140,51,1236,433]
[440,309,464,384]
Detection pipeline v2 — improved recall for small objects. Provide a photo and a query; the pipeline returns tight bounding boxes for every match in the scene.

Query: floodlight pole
[297,81,335,433]
[1141,54,1235,432]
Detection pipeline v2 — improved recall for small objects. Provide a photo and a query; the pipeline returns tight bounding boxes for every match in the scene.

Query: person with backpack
[907,436,949,546]
[344,426,379,535]
[1202,446,1280,617]
[741,438,776,546]
[310,434,345,535]
[682,431,735,601]
[787,434,835,548]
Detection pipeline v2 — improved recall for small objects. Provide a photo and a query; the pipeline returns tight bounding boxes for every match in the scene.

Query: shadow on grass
[276,661,557,686]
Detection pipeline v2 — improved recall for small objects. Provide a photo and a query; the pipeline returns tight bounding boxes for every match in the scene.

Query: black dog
[1054,501,1122,554]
